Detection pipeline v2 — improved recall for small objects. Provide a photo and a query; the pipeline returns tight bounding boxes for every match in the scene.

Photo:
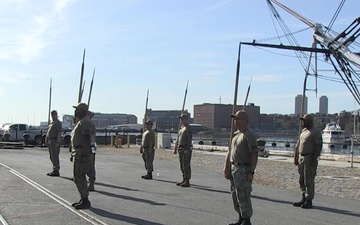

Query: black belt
[301,153,314,156]
[231,162,250,166]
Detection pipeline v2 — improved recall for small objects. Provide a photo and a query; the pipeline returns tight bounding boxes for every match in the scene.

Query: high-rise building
[294,94,308,115]
[319,95,328,114]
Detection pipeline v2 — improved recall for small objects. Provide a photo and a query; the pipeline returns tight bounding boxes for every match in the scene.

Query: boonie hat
[73,102,89,112]
[230,110,249,121]
[300,114,313,121]
[179,113,188,118]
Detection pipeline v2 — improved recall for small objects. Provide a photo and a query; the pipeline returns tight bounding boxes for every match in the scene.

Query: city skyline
[0,1,359,125]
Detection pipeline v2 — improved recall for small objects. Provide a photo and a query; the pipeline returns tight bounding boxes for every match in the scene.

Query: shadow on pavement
[253,195,360,217]
[90,207,165,225]
[314,205,360,218]
[154,179,230,194]
[95,190,166,206]
[59,176,138,191]
[252,195,293,204]
[95,181,139,191]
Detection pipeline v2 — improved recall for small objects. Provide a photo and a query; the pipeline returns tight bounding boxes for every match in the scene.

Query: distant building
[319,95,328,114]
[62,113,137,129]
[294,94,308,115]
[146,109,192,131]
[193,103,260,130]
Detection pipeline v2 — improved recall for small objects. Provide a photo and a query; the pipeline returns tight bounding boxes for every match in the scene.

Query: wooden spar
[88,68,95,107]
[142,89,149,132]
[47,78,52,126]
[78,49,86,103]
[242,76,252,110]
[174,81,189,154]
[228,42,242,149]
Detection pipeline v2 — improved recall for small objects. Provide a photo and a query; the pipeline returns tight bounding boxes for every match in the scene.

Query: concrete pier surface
[0,146,359,225]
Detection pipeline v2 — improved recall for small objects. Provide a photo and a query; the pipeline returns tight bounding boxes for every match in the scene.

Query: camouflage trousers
[87,153,96,183]
[142,148,155,172]
[73,157,89,198]
[230,164,253,219]
[298,155,318,200]
[48,139,60,172]
[178,149,192,179]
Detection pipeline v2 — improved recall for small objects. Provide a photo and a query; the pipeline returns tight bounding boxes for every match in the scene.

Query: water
[190,135,360,156]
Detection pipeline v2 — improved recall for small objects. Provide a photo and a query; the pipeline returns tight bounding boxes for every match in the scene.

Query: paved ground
[0,146,360,225]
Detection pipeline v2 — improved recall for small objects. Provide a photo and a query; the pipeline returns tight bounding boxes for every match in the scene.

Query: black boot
[293,193,306,207]
[301,199,313,209]
[47,171,60,177]
[176,178,185,186]
[88,182,95,191]
[71,199,82,207]
[242,218,251,225]
[180,179,190,187]
[143,172,153,180]
[74,197,91,210]
[227,216,243,225]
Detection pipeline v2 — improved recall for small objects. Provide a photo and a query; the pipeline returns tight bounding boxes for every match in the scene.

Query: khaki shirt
[296,127,323,155]
[71,117,92,156]
[141,129,155,149]
[177,124,192,149]
[230,129,258,164]
[47,119,62,139]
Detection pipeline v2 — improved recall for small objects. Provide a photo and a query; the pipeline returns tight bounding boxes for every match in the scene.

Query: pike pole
[78,49,86,103]
[142,89,149,133]
[88,68,96,107]
[47,78,52,126]
[174,81,189,154]
[242,76,252,110]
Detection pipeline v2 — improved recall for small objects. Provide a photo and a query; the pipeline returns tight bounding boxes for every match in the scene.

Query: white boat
[322,122,346,148]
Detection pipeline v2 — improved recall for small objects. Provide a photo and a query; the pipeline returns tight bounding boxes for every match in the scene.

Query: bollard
[117,137,122,148]
[127,134,130,148]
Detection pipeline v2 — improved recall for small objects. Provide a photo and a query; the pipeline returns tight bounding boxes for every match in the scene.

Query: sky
[0,0,359,125]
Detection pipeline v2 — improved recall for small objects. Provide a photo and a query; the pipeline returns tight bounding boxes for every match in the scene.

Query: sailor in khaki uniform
[293,114,322,209]
[140,119,155,179]
[45,110,62,177]
[174,113,193,187]
[70,103,93,210]
[224,110,258,225]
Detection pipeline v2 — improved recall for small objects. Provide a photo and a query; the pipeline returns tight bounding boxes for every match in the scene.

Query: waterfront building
[193,103,260,130]
[62,113,137,129]
[146,109,192,131]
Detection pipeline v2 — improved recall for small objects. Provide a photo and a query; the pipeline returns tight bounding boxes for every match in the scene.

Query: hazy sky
[0,0,359,125]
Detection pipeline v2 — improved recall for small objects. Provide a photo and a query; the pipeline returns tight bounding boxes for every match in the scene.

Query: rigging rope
[325,0,346,34]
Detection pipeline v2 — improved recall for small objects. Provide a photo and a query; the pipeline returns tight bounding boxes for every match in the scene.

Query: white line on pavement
[0,162,108,225]
[0,213,9,225]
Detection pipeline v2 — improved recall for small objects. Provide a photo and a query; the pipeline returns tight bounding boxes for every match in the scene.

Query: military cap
[230,110,249,120]
[178,113,188,118]
[300,114,313,121]
[73,102,88,112]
